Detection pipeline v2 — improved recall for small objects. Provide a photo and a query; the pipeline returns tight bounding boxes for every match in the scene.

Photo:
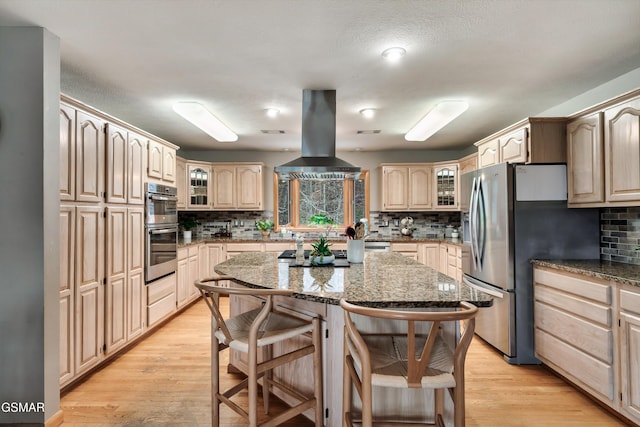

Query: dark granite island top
[530,259,640,288]
[213,251,493,308]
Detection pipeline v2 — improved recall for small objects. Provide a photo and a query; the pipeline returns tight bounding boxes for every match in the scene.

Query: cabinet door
[604,98,640,202]
[438,244,448,274]
[127,207,145,340]
[59,205,75,385]
[620,288,640,423]
[176,157,187,210]
[105,207,127,354]
[408,167,432,209]
[147,139,163,180]
[381,166,408,211]
[60,103,76,201]
[188,254,199,302]
[421,243,439,270]
[236,165,263,210]
[127,133,146,205]
[567,113,605,204]
[198,244,209,282]
[75,110,105,203]
[162,145,176,183]
[434,164,458,209]
[75,206,104,374]
[176,257,189,307]
[478,139,499,168]
[105,123,128,204]
[188,164,212,209]
[207,244,226,276]
[213,166,236,209]
[499,127,528,164]
[458,154,477,175]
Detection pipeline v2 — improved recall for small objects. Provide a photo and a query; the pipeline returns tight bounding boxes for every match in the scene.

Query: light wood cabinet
[177,245,200,308]
[59,205,75,386]
[391,242,419,261]
[60,103,76,201]
[188,162,212,209]
[74,206,105,376]
[206,243,227,277]
[619,287,640,424]
[381,165,433,211]
[458,153,477,175]
[604,97,640,203]
[436,243,462,281]
[146,273,177,328]
[147,138,177,185]
[75,109,105,203]
[533,266,615,405]
[474,118,566,167]
[105,206,128,354]
[212,164,263,210]
[105,124,128,204]
[421,243,439,271]
[127,132,146,205]
[567,113,605,205]
[433,163,458,210]
[127,207,145,341]
[176,157,187,210]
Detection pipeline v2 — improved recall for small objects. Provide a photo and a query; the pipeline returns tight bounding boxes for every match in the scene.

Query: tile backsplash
[600,207,640,265]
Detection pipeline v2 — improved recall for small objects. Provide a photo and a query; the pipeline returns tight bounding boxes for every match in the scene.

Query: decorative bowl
[310,254,335,265]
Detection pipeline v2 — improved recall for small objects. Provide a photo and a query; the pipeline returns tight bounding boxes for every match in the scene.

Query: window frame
[273,170,370,232]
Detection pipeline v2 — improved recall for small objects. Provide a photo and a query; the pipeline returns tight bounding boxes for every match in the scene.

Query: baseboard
[45,409,63,427]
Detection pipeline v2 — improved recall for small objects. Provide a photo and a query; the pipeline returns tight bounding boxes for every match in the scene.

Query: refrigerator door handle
[476,177,486,269]
[469,177,479,270]
[463,276,505,299]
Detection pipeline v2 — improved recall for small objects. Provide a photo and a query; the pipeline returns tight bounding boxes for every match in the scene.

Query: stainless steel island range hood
[274,89,361,180]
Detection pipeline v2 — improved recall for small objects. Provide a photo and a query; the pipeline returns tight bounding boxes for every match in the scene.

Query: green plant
[179,217,199,231]
[308,213,335,226]
[255,220,274,232]
[310,236,333,257]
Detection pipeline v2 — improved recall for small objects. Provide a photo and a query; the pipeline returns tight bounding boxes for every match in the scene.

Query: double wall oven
[145,183,178,283]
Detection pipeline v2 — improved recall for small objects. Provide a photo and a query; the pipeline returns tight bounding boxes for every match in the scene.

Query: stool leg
[263,344,271,414]
[248,345,258,427]
[211,324,220,427]
[312,317,324,427]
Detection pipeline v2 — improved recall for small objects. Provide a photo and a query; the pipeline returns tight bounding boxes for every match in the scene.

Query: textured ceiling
[1,0,640,152]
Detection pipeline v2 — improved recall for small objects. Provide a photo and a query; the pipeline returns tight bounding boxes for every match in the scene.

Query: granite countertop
[531,259,640,288]
[213,251,493,308]
[179,235,462,248]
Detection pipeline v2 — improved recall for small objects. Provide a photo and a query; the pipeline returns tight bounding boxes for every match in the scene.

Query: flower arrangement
[310,236,334,265]
[255,219,274,232]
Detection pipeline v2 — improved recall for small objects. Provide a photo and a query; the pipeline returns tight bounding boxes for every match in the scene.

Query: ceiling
[1,0,640,153]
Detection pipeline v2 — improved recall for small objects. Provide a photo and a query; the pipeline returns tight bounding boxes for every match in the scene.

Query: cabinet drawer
[148,293,176,326]
[621,288,640,315]
[147,273,176,304]
[535,301,613,363]
[534,267,612,304]
[391,242,419,252]
[264,242,294,252]
[226,242,262,252]
[177,247,188,260]
[535,329,614,401]
[535,285,612,326]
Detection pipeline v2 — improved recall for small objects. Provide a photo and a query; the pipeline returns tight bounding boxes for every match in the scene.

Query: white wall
[0,27,60,424]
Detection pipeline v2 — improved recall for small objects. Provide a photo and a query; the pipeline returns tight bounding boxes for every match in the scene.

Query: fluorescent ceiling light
[381,47,406,62]
[404,101,469,142]
[173,102,237,142]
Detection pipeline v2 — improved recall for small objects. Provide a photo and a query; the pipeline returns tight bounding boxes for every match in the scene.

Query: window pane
[299,180,344,225]
[277,179,290,225]
[354,177,365,221]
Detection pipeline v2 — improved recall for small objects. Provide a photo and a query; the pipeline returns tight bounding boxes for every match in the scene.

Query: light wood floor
[61,298,631,426]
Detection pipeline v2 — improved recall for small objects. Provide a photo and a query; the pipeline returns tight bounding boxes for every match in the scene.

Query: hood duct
[274,89,361,180]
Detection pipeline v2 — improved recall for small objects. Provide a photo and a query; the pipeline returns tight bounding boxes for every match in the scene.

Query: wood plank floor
[61,298,631,426]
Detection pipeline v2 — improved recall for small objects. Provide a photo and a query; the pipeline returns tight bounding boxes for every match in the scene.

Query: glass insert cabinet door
[188,165,211,208]
[434,165,458,208]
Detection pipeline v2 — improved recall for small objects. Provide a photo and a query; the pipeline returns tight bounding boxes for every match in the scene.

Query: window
[274,170,369,231]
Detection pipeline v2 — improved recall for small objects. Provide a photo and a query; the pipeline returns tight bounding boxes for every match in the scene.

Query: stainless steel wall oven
[145,183,178,283]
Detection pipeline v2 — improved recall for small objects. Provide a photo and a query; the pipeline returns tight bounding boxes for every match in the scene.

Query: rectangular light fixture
[173,101,238,142]
[404,101,468,141]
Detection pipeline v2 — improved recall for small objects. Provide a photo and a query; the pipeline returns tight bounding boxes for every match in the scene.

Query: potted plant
[256,220,274,238]
[179,217,199,242]
[308,213,335,227]
[309,236,335,265]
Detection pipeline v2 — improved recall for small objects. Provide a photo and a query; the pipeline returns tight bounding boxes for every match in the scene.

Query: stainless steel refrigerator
[460,163,600,364]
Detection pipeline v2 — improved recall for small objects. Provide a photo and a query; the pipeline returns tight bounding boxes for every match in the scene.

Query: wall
[0,27,60,424]
[601,207,640,265]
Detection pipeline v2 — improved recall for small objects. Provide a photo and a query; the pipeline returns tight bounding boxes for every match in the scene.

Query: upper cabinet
[75,109,106,203]
[567,91,640,207]
[188,162,212,209]
[458,153,477,176]
[175,157,187,210]
[475,118,566,168]
[567,113,605,205]
[380,163,458,211]
[147,139,177,185]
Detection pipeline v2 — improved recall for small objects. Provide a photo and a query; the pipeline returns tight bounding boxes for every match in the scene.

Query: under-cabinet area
[532,261,640,426]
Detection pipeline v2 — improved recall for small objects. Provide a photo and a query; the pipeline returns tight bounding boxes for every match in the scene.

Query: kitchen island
[213,251,492,426]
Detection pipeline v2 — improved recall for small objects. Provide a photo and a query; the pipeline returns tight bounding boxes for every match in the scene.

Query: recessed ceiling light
[173,102,237,142]
[381,47,406,62]
[405,101,469,142]
[359,108,376,119]
[265,108,280,118]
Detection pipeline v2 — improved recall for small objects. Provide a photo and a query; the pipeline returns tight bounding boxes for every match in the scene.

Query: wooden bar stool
[195,278,324,427]
[340,299,478,427]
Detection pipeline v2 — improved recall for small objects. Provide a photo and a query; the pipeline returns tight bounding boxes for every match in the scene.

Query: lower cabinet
[421,243,439,271]
[146,273,177,328]
[620,286,640,423]
[391,242,419,261]
[533,265,640,425]
[177,245,200,308]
